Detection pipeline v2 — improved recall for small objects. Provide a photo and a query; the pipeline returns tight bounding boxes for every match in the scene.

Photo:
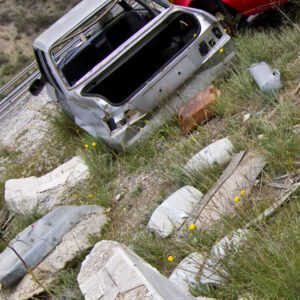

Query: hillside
[0,1,299,299]
[0,0,80,86]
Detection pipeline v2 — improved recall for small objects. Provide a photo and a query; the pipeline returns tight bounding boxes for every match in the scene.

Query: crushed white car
[30,0,234,149]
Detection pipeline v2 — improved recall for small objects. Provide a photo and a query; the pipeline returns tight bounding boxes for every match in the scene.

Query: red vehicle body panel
[222,0,287,16]
[173,0,287,16]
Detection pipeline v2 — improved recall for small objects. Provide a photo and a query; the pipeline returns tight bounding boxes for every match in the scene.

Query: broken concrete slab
[185,137,234,172]
[169,252,204,297]
[5,156,89,214]
[0,205,103,289]
[77,240,193,300]
[147,186,203,238]
[0,207,107,300]
[195,152,266,230]
[200,229,248,286]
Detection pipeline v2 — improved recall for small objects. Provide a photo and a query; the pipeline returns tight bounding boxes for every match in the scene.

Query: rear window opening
[82,12,200,106]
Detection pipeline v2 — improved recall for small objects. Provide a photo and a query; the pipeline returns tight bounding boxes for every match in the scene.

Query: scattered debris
[245,182,300,228]
[147,186,203,238]
[0,205,103,288]
[0,206,107,300]
[77,240,193,300]
[5,157,89,214]
[242,113,251,122]
[184,137,234,172]
[178,85,220,134]
[248,61,282,92]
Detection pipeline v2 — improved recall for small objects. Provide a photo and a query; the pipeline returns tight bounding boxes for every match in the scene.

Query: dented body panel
[32,0,234,149]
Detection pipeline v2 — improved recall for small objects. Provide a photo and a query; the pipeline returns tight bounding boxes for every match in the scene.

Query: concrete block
[169,252,203,297]
[5,156,89,214]
[185,137,234,172]
[147,186,203,238]
[77,240,193,300]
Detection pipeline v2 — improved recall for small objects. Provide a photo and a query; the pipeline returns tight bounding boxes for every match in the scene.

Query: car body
[30,0,234,150]
[173,0,288,17]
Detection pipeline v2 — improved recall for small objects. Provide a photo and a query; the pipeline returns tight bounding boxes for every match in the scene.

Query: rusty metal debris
[178,85,220,134]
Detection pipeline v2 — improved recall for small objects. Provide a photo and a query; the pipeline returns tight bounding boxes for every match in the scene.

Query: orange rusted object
[178,84,220,134]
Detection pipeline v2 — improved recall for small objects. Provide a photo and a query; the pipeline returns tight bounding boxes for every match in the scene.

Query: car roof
[33,0,110,51]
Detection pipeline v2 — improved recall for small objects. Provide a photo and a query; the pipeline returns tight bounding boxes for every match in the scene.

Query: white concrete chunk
[200,229,248,286]
[196,152,266,230]
[77,240,193,300]
[169,252,204,297]
[0,207,108,300]
[147,186,203,238]
[185,137,234,172]
[5,156,89,214]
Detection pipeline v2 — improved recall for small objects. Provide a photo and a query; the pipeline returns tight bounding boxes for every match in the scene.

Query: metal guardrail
[0,61,40,112]
[0,37,81,113]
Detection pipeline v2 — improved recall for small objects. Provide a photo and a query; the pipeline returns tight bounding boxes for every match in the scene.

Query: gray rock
[77,240,194,300]
[5,156,89,214]
[0,207,107,300]
[147,186,203,238]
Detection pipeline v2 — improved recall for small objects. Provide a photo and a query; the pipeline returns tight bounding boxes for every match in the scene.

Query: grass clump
[132,231,190,275]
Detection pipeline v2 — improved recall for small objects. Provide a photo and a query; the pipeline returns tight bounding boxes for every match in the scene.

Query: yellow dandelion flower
[30,125,34,129]
[220,48,224,53]
[234,196,239,202]
[88,193,93,198]
[74,193,78,197]
[193,33,197,38]
[28,104,33,108]
[224,28,227,32]
[188,223,195,230]
[91,142,96,147]
[167,255,173,262]
[84,144,89,148]
[240,189,245,195]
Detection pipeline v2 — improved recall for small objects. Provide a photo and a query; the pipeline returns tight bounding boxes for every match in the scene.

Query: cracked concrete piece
[147,186,203,238]
[0,207,107,300]
[77,240,193,300]
[0,205,102,288]
[5,156,89,214]
[196,152,266,230]
[200,229,248,286]
[185,137,234,172]
[169,252,204,297]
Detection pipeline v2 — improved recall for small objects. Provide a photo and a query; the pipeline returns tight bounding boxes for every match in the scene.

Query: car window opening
[82,12,200,106]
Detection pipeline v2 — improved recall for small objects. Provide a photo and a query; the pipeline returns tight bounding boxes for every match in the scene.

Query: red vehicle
[173,0,287,18]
